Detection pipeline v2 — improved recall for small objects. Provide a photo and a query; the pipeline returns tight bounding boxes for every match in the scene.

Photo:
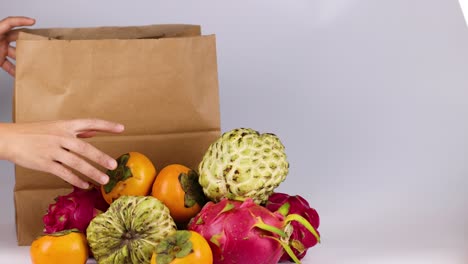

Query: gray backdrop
[1,0,468,262]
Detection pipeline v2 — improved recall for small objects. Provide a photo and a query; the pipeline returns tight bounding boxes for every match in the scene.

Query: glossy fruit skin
[30,230,88,264]
[266,192,321,261]
[187,198,286,264]
[151,164,203,225]
[150,231,213,264]
[101,152,156,204]
[43,186,108,234]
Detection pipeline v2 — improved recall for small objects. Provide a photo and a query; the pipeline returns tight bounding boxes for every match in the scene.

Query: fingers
[47,162,90,189]
[1,58,15,76]
[6,30,19,42]
[61,136,117,171]
[55,148,110,185]
[70,118,125,135]
[2,47,16,77]
[8,46,15,59]
[77,131,97,138]
[0,16,35,35]
[37,119,125,187]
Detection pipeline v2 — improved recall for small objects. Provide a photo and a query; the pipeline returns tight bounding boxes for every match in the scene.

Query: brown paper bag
[13,24,220,245]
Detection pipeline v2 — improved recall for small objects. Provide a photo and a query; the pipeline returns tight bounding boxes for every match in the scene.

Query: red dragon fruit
[187,198,320,264]
[43,186,109,234]
[266,192,321,262]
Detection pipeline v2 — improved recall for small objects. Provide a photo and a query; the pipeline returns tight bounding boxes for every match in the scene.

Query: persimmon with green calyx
[30,229,88,264]
[152,164,207,227]
[101,152,157,205]
[150,230,213,264]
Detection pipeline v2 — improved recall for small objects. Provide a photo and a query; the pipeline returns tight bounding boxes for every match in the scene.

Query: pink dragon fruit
[266,192,321,262]
[43,186,109,234]
[187,198,320,264]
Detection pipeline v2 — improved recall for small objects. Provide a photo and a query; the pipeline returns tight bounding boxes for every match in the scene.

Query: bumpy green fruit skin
[86,196,176,264]
[198,128,289,204]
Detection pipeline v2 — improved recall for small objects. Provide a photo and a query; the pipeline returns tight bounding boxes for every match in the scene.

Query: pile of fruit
[30,128,321,264]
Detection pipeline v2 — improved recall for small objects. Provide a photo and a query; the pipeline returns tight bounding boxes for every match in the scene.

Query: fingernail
[108,159,117,169]
[81,182,90,189]
[117,124,125,131]
[101,175,109,185]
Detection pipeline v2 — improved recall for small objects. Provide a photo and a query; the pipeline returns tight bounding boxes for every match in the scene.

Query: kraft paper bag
[13,24,220,245]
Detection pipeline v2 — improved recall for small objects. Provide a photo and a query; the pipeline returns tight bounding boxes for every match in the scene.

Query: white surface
[459,0,468,25]
[0,221,465,264]
[1,0,468,263]
[0,223,315,263]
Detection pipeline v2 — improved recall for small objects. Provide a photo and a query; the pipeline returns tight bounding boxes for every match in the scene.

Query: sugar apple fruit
[198,128,289,204]
[86,196,176,264]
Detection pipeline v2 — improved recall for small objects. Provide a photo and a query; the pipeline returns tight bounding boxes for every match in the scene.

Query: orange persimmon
[30,229,88,264]
[151,231,213,264]
[101,152,156,204]
[151,164,206,226]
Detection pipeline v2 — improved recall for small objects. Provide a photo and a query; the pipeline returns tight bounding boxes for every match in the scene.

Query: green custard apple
[198,128,289,204]
[86,196,176,264]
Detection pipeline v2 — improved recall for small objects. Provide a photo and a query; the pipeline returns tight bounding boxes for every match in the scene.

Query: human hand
[0,119,125,189]
[0,16,35,76]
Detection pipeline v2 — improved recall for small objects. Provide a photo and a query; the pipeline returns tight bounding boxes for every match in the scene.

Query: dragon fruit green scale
[198,128,289,204]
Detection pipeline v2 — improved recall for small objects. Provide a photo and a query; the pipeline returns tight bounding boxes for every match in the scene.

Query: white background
[1,0,468,263]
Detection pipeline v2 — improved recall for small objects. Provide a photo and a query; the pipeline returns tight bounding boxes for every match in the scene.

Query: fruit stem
[269,236,302,264]
[103,154,132,193]
[47,228,80,237]
[285,214,321,243]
